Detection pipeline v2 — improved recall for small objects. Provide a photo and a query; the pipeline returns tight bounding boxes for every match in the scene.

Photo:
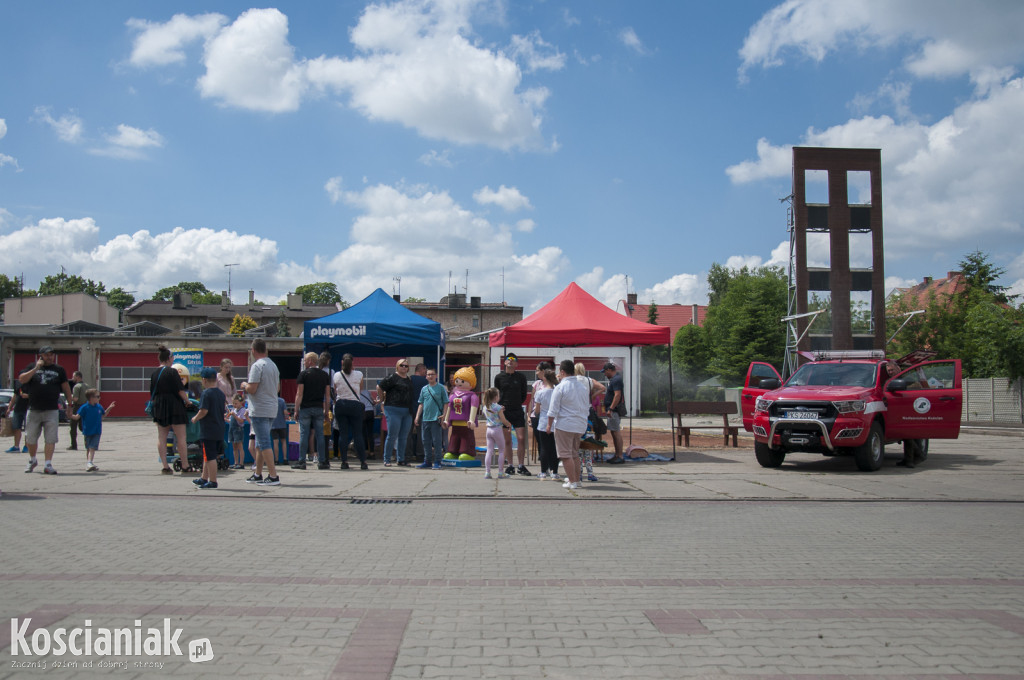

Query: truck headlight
[755,398,773,412]
[833,400,866,414]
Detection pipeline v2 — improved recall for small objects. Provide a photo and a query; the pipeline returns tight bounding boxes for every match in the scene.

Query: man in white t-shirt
[240,338,281,486]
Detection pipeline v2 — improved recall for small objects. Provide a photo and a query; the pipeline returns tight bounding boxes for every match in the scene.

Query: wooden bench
[668,401,739,447]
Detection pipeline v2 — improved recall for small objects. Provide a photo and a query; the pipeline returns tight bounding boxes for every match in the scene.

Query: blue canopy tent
[302,288,445,374]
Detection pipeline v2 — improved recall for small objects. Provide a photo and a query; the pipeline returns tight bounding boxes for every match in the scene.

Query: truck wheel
[854,422,884,472]
[755,442,785,468]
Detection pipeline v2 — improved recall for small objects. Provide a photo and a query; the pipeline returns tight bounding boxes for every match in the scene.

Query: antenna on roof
[224,263,240,303]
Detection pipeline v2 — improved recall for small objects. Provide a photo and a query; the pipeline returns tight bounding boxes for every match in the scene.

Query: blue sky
[2,0,1023,312]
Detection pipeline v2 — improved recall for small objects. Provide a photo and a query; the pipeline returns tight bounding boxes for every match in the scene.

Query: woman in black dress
[150,345,191,474]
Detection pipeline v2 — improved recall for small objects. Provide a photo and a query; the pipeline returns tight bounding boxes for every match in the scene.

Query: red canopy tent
[489,282,675,456]
[489,282,671,347]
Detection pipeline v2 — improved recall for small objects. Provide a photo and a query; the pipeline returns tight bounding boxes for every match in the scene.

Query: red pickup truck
[740,351,962,471]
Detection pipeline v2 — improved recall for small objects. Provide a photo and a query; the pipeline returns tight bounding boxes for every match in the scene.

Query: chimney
[947,271,961,279]
[470,296,481,308]
[446,293,466,308]
[172,292,192,309]
[393,294,401,302]
[692,303,700,325]
[221,291,230,307]
[248,290,255,306]
[923,276,932,284]
[287,293,303,310]
[627,293,638,305]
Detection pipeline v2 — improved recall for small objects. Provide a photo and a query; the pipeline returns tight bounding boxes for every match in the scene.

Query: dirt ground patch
[597,426,753,456]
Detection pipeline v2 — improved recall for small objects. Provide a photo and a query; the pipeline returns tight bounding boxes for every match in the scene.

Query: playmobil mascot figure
[442,366,479,460]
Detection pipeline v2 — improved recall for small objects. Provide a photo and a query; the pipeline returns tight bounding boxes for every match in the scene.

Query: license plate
[785,411,818,419]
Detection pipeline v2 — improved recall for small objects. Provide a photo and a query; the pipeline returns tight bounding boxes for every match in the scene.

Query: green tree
[275,308,291,337]
[887,250,1024,379]
[228,314,257,335]
[701,265,787,385]
[646,300,659,325]
[294,282,346,306]
[152,282,222,304]
[672,324,710,384]
[959,249,1015,304]
[0,273,21,300]
[0,273,22,316]
[38,273,106,296]
[105,287,136,310]
[403,296,426,303]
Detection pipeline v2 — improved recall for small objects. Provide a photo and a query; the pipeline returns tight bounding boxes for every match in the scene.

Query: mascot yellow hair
[453,366,477,390]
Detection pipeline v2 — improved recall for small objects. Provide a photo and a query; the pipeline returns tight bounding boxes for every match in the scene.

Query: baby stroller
[169,399,229,471]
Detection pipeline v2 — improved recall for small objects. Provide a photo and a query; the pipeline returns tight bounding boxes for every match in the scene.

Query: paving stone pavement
[0,421,1022,679]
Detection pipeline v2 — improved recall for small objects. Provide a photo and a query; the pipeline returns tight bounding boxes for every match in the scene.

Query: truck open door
[740,362,782,432]
[884,360,963,440]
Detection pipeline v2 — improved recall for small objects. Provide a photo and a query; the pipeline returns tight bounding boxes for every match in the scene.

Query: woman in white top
[531,368,559,479]
[332,353,367,470]
[545,360,593,489]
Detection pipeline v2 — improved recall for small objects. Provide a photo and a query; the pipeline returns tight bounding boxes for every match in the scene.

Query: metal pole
[668,341,676,461]
[628,346,634,446]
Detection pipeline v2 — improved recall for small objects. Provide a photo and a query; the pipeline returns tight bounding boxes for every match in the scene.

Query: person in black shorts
[494,352,530,476]
[191,367,227,489]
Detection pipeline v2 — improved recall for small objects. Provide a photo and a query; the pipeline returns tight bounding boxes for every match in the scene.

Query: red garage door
[14,351,79,379]
[99,350,249,418]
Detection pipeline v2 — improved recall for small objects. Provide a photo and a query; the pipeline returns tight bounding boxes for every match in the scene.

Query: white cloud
[418,149,453,167]
[850,80,913,120]
[130,2,556,150]
[0,119,18,171]
[319,183,565,304]
[89,124,164,159]
[324,176,344,204]
[0,183,562,303]
[724,137,792,183]
[739,0,1024,85]
[127,12,227,67]
[473,185,533,212]
[508,31,566,73]
[577,268,708,309]
[727,77,1024,260]
[515,219,535,233]
[641,273,706,306]
[33,107,83,143]
[197,8,307,113]
[885,275,919,296]
[619,27,646,54]
[562,9,580,27]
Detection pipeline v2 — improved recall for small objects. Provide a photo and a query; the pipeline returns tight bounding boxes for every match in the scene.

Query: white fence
[963,378,1024,424]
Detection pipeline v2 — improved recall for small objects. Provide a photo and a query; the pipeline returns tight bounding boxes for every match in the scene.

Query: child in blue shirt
[72,389,116,472]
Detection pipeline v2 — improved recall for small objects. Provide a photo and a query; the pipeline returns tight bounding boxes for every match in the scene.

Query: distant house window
[472,316,479,328]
